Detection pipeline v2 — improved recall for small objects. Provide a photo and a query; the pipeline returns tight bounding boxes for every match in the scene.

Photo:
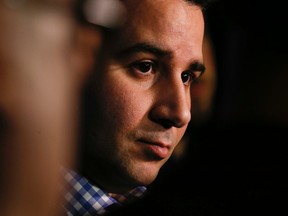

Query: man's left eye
[181,71,203,85]
[181,71,193,85]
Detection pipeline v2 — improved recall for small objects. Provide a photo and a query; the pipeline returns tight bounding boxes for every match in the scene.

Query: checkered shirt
[63,169,147,216]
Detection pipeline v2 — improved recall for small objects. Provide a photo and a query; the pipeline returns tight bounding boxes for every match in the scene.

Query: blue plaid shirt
[63,169,147,216]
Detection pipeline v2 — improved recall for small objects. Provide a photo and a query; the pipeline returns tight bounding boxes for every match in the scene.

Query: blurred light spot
[83,0,126,29]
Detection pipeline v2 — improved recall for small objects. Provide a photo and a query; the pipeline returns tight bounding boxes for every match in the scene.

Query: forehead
[121,0,203,36]
[122,0,203,29]
[117,0,204,58]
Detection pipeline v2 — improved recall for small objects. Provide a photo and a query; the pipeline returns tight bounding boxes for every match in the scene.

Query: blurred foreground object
[0,0,126,215]
[0,1,85,216]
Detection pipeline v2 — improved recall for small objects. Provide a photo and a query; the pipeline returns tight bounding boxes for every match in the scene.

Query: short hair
[186,0,217,10]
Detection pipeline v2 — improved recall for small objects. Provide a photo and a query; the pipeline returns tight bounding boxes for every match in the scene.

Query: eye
[181,71,203,85]
[131,60,154,74]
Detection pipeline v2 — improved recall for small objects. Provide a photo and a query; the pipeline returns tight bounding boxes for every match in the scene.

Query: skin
[81,0,205,194]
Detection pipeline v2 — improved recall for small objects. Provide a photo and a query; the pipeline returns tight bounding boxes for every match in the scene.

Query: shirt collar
[63,169,147,215]
[108,186,147,204]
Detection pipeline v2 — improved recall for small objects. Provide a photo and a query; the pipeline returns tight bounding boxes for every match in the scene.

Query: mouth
[137,139,171,159]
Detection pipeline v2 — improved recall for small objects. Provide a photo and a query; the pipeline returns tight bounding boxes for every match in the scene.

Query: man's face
[85,0,205,192]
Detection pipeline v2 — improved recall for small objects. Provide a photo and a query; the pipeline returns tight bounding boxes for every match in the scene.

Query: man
[64,0,209,215]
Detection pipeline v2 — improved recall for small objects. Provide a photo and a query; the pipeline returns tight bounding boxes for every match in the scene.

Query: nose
[150,79,191,128]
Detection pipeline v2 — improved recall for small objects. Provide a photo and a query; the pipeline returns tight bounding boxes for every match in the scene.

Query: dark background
[201,0,288,169]
[207,0,288,127]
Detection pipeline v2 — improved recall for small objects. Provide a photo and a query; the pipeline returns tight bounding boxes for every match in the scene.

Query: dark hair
[186,0,218,10]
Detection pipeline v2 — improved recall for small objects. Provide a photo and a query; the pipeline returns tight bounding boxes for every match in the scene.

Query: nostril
[157,119,175,129]
[150,111,191,129]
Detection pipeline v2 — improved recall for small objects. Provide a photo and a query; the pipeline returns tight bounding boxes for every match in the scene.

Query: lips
[137,139,171,159]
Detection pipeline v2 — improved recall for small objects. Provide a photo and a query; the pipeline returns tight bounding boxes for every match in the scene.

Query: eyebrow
[114,42,206,73]
[190,61,206,74]
[114,42,172,58]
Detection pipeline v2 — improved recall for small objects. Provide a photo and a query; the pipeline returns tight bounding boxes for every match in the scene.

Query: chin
[134,176,156,187]
[131,164,160,186]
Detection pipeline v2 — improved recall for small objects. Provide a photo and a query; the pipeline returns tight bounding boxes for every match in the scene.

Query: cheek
[103,79,146,131]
